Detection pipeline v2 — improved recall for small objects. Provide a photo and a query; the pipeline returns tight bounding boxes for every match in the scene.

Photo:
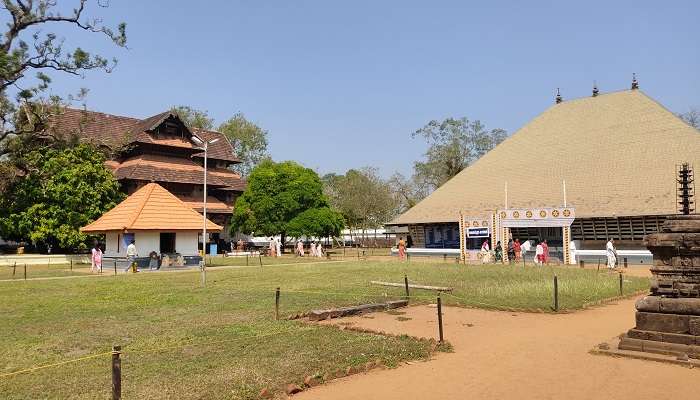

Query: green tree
[218,112,269,176]
[170,105,215,130]
[323,167,396,244]
[412,117,506,190]
[232,160,332,248]
[0,143,124,251]
[0,0,127,157]
[286,207,345,239]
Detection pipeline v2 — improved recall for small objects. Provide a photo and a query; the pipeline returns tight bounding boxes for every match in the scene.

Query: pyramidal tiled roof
[391,89,700,225]
[81,183,223,232]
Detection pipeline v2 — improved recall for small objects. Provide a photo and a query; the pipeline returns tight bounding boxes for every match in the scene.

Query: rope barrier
[0,351,113,379]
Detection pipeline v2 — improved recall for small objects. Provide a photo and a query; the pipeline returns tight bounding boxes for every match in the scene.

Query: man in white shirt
[535,242,544,265]
[126,240,138,272]
[606,238,617,270]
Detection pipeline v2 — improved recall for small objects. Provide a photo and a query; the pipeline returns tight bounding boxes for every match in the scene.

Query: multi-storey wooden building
[53,108,246,252]
[388,83,700,256]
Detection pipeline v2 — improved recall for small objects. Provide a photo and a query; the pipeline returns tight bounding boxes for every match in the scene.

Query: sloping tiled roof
[81,183,222,232]
[209,168,247,191]
[51,108,240,162]
[111,154,232,187]
[390,89,700,225]
[177,195,233,214]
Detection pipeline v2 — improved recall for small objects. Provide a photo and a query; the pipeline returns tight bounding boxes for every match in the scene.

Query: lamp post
[190,135,219,287]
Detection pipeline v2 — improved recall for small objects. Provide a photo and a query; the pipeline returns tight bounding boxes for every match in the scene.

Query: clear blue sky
[47,0,699,177]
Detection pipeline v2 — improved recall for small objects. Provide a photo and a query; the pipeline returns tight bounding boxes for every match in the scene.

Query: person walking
[480,240,491,264]
[507,239,515,263]
[91,242,103,273]
[606,238,617,270]
[397,238,407,260]
[316,242,324,258]
[542,240,550,265]
[125,239,138,272]
[310,241,317,257]
[268,238,276,257]
[495,241,503,263]
[296,240,305,257]
[535,241,544,265]
[275,237,282,257]
[514,239,522,262]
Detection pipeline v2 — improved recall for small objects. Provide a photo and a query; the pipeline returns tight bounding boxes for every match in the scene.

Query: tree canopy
[286,207,345,238]
[679,108,700,130]
[170,106,270,176]
[412,117,506,191]
[232,160,341,241]
[170,105,215,130]
[323,167,396,230]
[0,0,127,157]
[0,143,124,251]
[218,112,269,176]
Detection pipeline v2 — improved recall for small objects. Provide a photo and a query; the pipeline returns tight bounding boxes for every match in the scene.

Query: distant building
[52,108,245,250]
[388,85,700,261]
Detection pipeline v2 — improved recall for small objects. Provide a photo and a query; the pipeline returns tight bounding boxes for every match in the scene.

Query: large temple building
[388,81,700,261]
[52,108,246,252]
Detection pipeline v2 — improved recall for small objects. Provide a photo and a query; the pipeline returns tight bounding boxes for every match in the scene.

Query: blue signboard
[209,243,218,255]
[467,227,489,238]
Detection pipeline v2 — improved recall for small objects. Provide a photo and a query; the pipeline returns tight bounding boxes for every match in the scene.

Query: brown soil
[297,295,697,400]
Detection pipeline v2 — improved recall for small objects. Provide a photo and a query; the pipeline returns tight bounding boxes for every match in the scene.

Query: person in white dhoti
[275,237,282,257]
[296,240,305,257]
[310,241,317,257]
[569,240,577,265]
[316,243,323,258]
[606,238,617,270]
[480,240,491,264]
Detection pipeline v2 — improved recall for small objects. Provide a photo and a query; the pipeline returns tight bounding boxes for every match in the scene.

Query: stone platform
[618,215,700,359]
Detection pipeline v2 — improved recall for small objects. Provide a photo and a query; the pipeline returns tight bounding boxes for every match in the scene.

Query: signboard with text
[467,227,490,238]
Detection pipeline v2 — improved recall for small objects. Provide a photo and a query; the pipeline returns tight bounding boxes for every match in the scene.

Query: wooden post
[553,275,559,312]
[623,257,628,269]
[275,287,280,320]
[443,254,447,262]
[24,264,26,280]
[437,294,444,343]
[200,263,206,288]
[111,345,121,400]
[579,259,584,269]
[246,254,249,266]
[70,259,73,273]
[619,271,623,296]
[404,274,410,300]
[259,254,263,268]
[12,261,16,278]
[114,260,117,276]
[597,257,601,271]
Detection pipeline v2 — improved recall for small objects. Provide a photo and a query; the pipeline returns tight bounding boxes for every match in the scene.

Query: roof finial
[555,88,562,104]
[631,73,639,90]
[592,81,599,97]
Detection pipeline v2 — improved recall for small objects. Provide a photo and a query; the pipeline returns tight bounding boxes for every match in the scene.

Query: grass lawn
[0,263,93,280]
[0,260,649,399]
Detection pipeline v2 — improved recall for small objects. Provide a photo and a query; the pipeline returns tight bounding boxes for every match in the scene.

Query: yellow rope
[0,351,113,379]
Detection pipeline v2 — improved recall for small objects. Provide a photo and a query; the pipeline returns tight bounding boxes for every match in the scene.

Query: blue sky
[45,0,699,176]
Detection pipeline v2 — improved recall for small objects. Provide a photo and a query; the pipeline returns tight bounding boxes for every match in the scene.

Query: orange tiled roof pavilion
[81,183,222,233]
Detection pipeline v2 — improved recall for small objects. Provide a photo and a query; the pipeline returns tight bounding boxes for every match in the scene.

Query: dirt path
[298,296,697,400]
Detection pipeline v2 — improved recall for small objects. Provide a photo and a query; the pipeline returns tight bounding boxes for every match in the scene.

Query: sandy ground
[297,294,697,400]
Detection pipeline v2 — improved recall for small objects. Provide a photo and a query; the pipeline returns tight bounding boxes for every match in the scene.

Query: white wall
[176,231,199,256]
[105,232,123,257]
[135,232,160,257]
[105,231,200,257]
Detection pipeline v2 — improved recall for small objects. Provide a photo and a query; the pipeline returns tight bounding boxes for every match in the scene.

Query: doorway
[160,232,176,253]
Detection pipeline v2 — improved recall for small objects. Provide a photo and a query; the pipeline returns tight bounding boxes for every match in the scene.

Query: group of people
[267,237,283,257]
[295,240,324,258]
[479,238,550,265]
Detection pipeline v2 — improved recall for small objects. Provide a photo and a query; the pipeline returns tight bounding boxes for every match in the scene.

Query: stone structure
[618,215,700,358]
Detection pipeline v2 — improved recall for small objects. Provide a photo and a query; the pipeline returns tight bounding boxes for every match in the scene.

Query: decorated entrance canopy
[459,207,576,264]
[81,182,222,233]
